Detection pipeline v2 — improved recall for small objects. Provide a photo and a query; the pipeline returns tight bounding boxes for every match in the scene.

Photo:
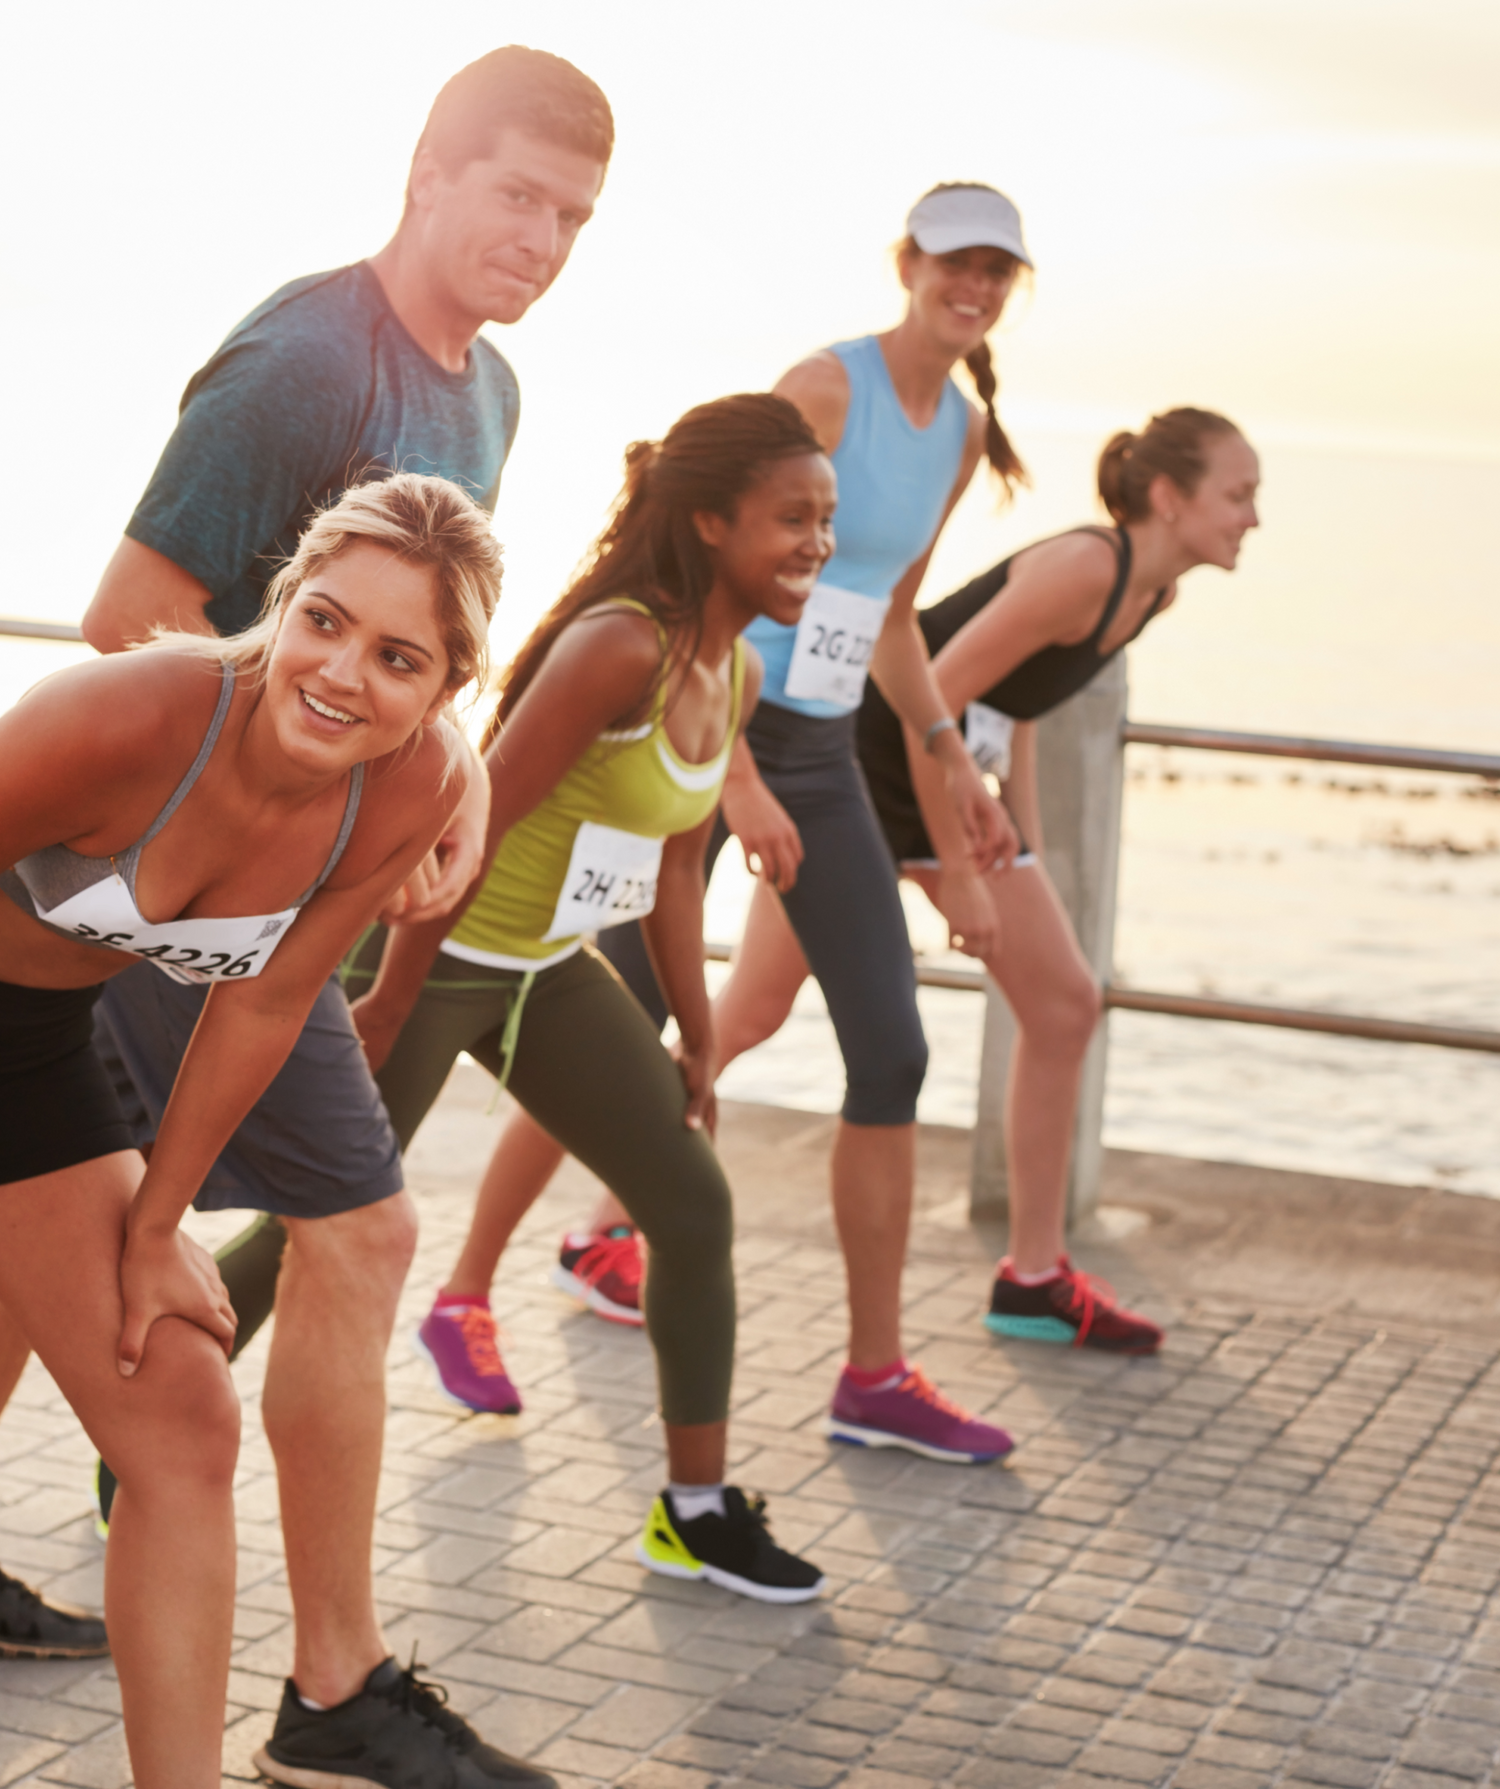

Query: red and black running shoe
[985,1256,1163,1354]
[550,1225,644,1326]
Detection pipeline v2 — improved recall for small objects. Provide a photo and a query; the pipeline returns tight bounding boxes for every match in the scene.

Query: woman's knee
[633,1157,734,1270]
[842,1028,928,1127]
[1023,972,1102,1059]
[109,1319,239,1493]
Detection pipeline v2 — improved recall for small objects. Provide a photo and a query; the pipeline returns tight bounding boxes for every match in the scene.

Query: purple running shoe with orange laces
[550,1225,644,1326]
[985,1256,1163,1354]
[823,1364,1013,1463]
[415,1300,523,1414]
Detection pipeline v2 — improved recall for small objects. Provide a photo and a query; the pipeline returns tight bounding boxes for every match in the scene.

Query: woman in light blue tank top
[704,186,1038,1464]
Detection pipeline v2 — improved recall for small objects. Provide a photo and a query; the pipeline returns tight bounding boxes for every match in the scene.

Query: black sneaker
[637,1486,827,1603]
[253,1656,557,1788]
[984,1255,1164,1354]
[0,1568,109,1659]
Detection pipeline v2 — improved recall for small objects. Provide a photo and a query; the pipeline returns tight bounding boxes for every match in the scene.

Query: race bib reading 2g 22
[783,583,890,711]
[544,822,664,942]
[38,878,298,985]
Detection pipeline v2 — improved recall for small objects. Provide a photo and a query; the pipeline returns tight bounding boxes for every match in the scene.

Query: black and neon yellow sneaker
[636,1487,826,1603]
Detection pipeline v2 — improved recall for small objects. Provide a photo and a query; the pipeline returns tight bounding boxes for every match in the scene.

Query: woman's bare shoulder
[3,643,223,766]
[1001,529,1122,639]
[773,352,849,452]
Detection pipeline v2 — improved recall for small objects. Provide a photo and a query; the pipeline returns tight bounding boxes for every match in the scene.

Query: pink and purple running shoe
[414,1301,522,1415]
[823,1365,1013,1463]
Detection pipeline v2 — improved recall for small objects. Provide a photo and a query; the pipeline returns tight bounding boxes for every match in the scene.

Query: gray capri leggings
[600,702,927,1127]
[342,934,735,1428]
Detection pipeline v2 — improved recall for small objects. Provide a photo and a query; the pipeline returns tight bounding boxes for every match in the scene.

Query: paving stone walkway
[5,1070,1500,1788]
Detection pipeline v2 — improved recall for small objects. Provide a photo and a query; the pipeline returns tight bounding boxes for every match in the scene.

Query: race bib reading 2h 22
[783,582,890,711]
[544,821,665,942]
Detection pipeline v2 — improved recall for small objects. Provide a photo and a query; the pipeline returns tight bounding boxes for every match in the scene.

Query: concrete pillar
[969,653,1128,1224]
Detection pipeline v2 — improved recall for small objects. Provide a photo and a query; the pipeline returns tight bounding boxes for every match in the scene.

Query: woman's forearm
[870,607,949,736]
[640,871,711,1054]
[127,984,314,1234]
[365,914,452,1023]
[904,722,974,869]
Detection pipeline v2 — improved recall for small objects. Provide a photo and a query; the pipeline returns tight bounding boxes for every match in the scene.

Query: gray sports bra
[2,661,364,985]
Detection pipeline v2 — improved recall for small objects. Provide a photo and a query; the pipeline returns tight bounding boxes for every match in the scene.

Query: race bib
[544,822,664,941]
[965,703,1015,781]
[783,582,889,710]
[39,878,298,984]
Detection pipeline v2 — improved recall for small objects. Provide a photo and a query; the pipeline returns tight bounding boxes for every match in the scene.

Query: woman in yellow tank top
[344,394,840,1602]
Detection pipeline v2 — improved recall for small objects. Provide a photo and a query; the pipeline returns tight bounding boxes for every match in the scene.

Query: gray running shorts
[93,963,403,1218]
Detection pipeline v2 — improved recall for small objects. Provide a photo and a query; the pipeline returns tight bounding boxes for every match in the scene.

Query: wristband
[923,716,958,754]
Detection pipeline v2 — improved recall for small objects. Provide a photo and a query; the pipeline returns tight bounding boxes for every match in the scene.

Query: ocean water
[3,434,1496,1196]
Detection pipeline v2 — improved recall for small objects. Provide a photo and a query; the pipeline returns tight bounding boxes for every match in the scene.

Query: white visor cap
[906,185,1031,267]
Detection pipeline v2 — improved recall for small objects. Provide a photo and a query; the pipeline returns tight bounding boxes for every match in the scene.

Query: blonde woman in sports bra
[0,473,500,1789]
[345,394,838,1606]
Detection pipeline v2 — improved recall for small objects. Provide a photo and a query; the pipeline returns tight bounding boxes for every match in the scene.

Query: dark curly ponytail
[494,393,824,734]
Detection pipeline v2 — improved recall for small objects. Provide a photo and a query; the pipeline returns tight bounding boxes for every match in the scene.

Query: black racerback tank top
[916,525,1165,721]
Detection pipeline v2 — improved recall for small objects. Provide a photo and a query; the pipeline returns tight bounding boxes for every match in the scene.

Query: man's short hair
[408,44,614,200]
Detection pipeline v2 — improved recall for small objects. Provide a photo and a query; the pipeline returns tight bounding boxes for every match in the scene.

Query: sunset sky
[3,0,1496,735]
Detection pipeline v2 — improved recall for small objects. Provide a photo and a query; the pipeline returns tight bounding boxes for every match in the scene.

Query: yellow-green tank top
[447,603,747,967]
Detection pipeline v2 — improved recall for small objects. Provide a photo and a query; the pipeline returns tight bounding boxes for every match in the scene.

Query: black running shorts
[0,979,136,1184]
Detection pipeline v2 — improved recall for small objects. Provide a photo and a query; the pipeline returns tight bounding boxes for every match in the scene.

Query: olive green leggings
[343,934,735,1427]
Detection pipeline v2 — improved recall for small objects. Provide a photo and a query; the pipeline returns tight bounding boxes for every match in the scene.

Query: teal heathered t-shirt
[127,261,520,636]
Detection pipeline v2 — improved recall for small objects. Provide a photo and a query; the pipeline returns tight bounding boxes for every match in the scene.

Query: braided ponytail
[963,339,1027,501]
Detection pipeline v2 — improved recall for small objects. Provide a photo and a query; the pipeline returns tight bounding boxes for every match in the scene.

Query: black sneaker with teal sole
[254,1656,557,1788]
[0,1568,108,1659]
[985,1257,1163,1354]
[637,1486,826,1603]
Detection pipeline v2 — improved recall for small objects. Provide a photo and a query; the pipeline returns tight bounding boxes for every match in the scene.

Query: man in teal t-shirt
[0,45,611,1789]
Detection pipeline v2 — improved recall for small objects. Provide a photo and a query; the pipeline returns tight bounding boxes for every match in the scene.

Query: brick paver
[5,1069,1500,1787]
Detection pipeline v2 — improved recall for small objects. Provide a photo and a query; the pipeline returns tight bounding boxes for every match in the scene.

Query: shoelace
[1052,1263,1119,1348]
[452,1306,509,1379]
[897,1367,973,1422]
[575,1228,642,1293]
[388,1653,472,1750]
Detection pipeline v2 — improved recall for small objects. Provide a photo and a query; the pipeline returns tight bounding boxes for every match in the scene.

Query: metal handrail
[703,942,1500,1055]
[5,620,1495,1058]
[1123,720,1500,781]
[0,617,84,642]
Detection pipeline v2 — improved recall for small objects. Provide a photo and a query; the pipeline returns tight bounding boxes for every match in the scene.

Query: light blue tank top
[747,334,970,718]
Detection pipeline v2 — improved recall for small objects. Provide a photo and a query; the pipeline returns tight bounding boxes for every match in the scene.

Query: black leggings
[601,703,927,1127]
[343,937,736,1428]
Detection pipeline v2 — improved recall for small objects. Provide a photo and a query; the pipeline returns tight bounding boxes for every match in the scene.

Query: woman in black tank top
[859,409,1261,1354]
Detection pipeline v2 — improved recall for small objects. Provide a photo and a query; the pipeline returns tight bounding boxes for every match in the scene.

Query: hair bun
[1095,411,1240,525]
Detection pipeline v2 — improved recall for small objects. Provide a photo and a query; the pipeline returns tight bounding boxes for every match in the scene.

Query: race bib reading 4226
[544,821,664,942]
[783,582,890,711]
[37,879,298,985]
